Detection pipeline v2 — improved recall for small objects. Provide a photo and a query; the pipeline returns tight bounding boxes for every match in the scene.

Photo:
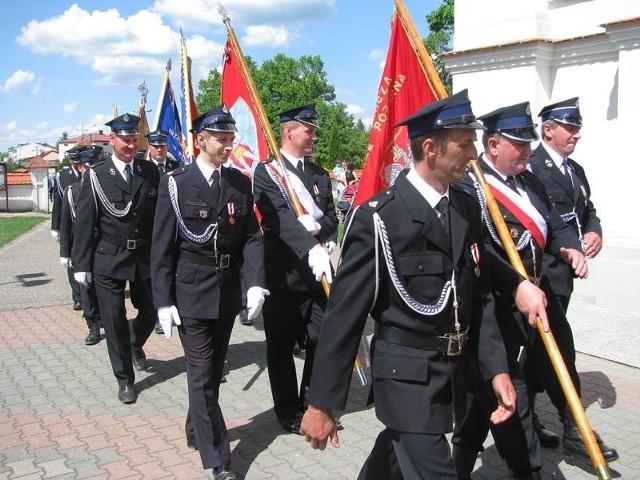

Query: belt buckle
[217,254,230,269]
[126,239,137,250]
[445,332,466,356]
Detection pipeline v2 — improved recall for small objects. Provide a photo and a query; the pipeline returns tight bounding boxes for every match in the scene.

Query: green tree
[424,0,454,94]
[196,53,363,169]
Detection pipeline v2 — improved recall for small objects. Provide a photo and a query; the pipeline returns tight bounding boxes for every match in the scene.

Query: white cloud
[345,104,364,116]
[5,121,18,131]
[36,122,50,129]
[370,49,385,61]
[243,25,296,47]
[2,70,36,94]
[63,102,77,113]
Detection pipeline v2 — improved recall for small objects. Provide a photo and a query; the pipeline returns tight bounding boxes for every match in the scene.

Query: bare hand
[514,280,549,332]
[490,372,517,425]
[300,405,339,450]
[582,232,602,259]
[560,247,589,279]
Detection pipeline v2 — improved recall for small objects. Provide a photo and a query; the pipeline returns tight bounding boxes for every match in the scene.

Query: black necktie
[124,164,133,188]
[562,159,575,192]
[506,176,520,194]
[435,196,449,233]
[158,163,165,175]
[210,170,220,202]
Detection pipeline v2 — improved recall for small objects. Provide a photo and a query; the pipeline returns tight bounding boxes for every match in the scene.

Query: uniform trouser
[358,428,457,480]
[180,312,235,470]
[263,288,327,421]
[93,271,155,386]
[80,281,101,328]
[67,267,81,303]
[523,279,580,419]
[452,347,542,478]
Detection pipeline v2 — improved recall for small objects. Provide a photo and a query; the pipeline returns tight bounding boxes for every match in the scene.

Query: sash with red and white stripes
[484,175,548,250]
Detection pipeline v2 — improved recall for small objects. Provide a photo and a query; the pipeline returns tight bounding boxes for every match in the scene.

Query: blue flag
[156,77,187,165]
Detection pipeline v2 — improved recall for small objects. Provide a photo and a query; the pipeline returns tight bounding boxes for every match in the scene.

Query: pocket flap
[398,253,443,275]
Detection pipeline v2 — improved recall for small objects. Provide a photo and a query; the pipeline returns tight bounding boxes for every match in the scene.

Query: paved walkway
[0,219,638,479]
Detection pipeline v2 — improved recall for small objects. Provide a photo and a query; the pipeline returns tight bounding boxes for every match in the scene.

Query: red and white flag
[221,39,269,179]
[354,10,439,207]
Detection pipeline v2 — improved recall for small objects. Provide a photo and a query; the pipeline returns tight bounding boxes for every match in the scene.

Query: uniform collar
[406,165,449,210]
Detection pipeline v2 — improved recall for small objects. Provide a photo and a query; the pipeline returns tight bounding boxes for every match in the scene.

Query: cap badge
[123,113,130,122]
[525,104,531,115]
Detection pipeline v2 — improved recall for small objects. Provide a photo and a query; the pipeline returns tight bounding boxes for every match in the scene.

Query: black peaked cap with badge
[394,89,482,139]
[278,103,319,127]
[478,101,539,142]
[66,145,87,163]
[191,104,237,133]
[78,145,104,166]
[538,97,582,126]
[105,113,140,135]
[146,130,169,146]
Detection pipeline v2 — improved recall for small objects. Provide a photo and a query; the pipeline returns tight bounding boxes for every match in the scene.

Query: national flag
[353,8,441,207]
[152,66,188,165]
[221,39,269,178]
[180,29,200,162]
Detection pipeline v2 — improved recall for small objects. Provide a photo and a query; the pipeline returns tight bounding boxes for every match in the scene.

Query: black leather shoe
[117,384,137,404]
[133,351,148,371]
[84,325,100,345]
[563,426,619,462]
[213,465,237,480]
[532,413,560,448]
[279,415,302,435]
[73,301,82,311]
[154,321,164,335]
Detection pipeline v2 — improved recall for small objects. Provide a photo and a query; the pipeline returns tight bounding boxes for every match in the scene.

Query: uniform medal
[470,243,481,277]
[313,184,320,203]
[227,202,235,224]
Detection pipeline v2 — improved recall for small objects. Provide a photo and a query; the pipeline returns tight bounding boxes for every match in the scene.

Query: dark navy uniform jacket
[72,157,160,281]
[528,144,601,296]
[51,166,81,232]
[253,158,338,292]
[460,157,582,349]
[151,164,265,319]
[308,171,523,434]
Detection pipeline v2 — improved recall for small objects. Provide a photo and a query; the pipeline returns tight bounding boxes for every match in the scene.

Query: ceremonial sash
[485,175,548,250]
[265,161,324,221]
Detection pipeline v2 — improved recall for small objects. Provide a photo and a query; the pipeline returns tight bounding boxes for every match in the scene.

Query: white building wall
[448,0,640,313]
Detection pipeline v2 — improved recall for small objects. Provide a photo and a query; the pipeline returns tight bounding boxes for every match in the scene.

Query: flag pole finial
[218,4,230,25]
[166,59,171,73]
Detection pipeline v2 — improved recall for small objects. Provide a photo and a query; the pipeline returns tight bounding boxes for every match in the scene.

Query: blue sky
[1,0,441,152]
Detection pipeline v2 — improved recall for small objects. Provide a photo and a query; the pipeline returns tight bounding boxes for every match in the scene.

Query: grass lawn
[0,215,48,247]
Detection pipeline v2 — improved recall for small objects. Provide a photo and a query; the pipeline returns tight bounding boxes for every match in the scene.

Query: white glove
[246,286,270,320]
[307,245,333,284]
[158,305,182,339]
[51,230,60,242]
[324,241,337,255]
[59,257,73,268]
[297,214,321,236]
[74,271,92,286]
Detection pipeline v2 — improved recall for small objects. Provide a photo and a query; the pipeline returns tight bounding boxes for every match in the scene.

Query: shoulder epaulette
[168,165,188,176]
[361,189,394,212]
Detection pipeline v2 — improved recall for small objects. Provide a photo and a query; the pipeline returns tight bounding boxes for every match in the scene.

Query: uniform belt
[178,249,237,269]
[528,276,541,286]
[376,324,468,356]
[102,233,150,250]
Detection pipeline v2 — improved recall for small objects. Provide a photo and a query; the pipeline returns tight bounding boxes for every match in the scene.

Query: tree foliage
[424,0,454,94]
[196,54,368,169]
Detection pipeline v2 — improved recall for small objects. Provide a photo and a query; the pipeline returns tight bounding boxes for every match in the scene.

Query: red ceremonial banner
[354,11,438,207]
[221,39,269,178]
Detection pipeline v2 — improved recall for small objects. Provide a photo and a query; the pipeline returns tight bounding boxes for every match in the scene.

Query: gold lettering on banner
[371,74,407,132]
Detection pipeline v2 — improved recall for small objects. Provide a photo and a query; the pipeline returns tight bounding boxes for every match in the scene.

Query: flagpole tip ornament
[394,89,482,139]
[538,97,582,127]
[191,104,237,134]
[106,113,141,136]
[478,101,539,142]
[278,104,319,128]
